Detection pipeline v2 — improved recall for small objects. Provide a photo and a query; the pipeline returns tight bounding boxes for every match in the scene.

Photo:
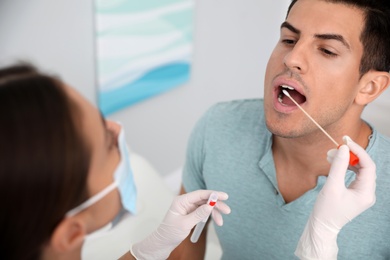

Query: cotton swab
[282,89,359,166]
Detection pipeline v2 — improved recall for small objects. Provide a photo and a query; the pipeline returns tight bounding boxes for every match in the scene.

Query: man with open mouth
[171,0,390,259]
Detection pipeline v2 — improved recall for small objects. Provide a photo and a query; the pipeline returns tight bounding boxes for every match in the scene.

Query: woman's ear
[49,217,87,253]
[355,71,390,105]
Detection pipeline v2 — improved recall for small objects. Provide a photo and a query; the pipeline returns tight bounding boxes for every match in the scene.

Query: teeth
[281,85,294,90]
[278,85,294,104]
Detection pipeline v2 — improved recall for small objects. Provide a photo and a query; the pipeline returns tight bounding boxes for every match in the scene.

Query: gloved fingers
[214,201,231,215]
[328,147,358,172]
[183,190,228,205]
[178,199,230,228]
[326,144,350,187]
[342,136,376,202]
[211,209,224,226]
[171,201,230,229]
[343,136,376,180]
[326,148,337,164]
[211,202,231,226]
[188,204,214,224]
[171,190,229,215]
[164,203,214,231]
[178,202,230,229]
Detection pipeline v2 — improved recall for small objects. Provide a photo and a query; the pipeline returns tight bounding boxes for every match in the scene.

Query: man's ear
[356,71,390,105]
[49,217,87,253]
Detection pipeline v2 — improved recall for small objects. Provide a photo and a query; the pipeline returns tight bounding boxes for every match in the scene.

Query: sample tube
[190,192,218,243]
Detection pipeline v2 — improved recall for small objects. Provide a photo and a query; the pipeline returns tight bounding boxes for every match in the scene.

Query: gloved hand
[295,136,376,260]
[131,190,231,260]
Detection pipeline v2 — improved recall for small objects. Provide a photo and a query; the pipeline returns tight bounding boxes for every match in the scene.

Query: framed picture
[94,0,194,115]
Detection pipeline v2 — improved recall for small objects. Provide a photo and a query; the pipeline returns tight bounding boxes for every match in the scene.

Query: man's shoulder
[370,130,390,160]
[208,98,264,117]
[368,130,390,182]
[199,98,267,136]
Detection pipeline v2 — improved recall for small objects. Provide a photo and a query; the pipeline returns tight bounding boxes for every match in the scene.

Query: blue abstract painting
[95,0,194,115]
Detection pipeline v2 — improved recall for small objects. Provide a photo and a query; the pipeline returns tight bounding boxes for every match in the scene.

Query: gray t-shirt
[183,99,390,259]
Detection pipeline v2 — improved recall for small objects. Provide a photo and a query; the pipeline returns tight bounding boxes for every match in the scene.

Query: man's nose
[283,41,308,73]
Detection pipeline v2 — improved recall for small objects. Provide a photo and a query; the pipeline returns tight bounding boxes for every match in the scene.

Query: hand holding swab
[282,89,359,166]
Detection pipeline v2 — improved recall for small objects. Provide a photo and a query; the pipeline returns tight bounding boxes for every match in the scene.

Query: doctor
[0,64,231,260]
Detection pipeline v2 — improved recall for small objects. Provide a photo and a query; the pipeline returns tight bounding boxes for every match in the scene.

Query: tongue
[284,89,306,105]
[282,95,295,106]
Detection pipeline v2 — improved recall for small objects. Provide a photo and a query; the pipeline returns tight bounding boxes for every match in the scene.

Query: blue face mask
[113,127,137,214]
[65,126,137,218]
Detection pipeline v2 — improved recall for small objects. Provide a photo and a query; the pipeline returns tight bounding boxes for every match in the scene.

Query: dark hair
[287,0,390,76]
[0,64,91,259]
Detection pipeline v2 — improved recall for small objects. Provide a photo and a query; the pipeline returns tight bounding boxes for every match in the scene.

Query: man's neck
[272,119,372,203]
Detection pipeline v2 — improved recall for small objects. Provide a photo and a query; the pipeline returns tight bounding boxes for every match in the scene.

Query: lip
[272,77,307,113]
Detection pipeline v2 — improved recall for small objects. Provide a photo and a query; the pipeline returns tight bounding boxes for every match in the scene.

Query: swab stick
[282,89,359,166]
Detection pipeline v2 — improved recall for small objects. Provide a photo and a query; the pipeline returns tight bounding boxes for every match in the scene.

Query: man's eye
[320,48,337,57]
[281,39,296,45]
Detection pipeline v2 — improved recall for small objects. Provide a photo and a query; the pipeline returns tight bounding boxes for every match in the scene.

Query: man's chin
[265,122,302,139]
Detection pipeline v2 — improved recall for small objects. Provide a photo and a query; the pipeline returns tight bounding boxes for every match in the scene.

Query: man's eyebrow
[314,33,351,50]
[281,21,351,50]
[281,21,300,35]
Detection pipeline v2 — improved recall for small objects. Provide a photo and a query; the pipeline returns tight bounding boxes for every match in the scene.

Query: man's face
[264,0,365,139]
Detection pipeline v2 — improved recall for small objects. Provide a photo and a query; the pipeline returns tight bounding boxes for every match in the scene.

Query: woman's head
[0,64,123,259]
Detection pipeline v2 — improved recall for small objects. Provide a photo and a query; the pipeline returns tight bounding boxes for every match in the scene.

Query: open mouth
[277,85,306,106]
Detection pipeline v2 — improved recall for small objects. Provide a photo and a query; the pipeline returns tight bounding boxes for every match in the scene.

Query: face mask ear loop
[65,181,119,218]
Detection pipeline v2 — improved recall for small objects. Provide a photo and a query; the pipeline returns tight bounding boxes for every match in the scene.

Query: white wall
[1,0,388,177]
[0,0,96,104]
